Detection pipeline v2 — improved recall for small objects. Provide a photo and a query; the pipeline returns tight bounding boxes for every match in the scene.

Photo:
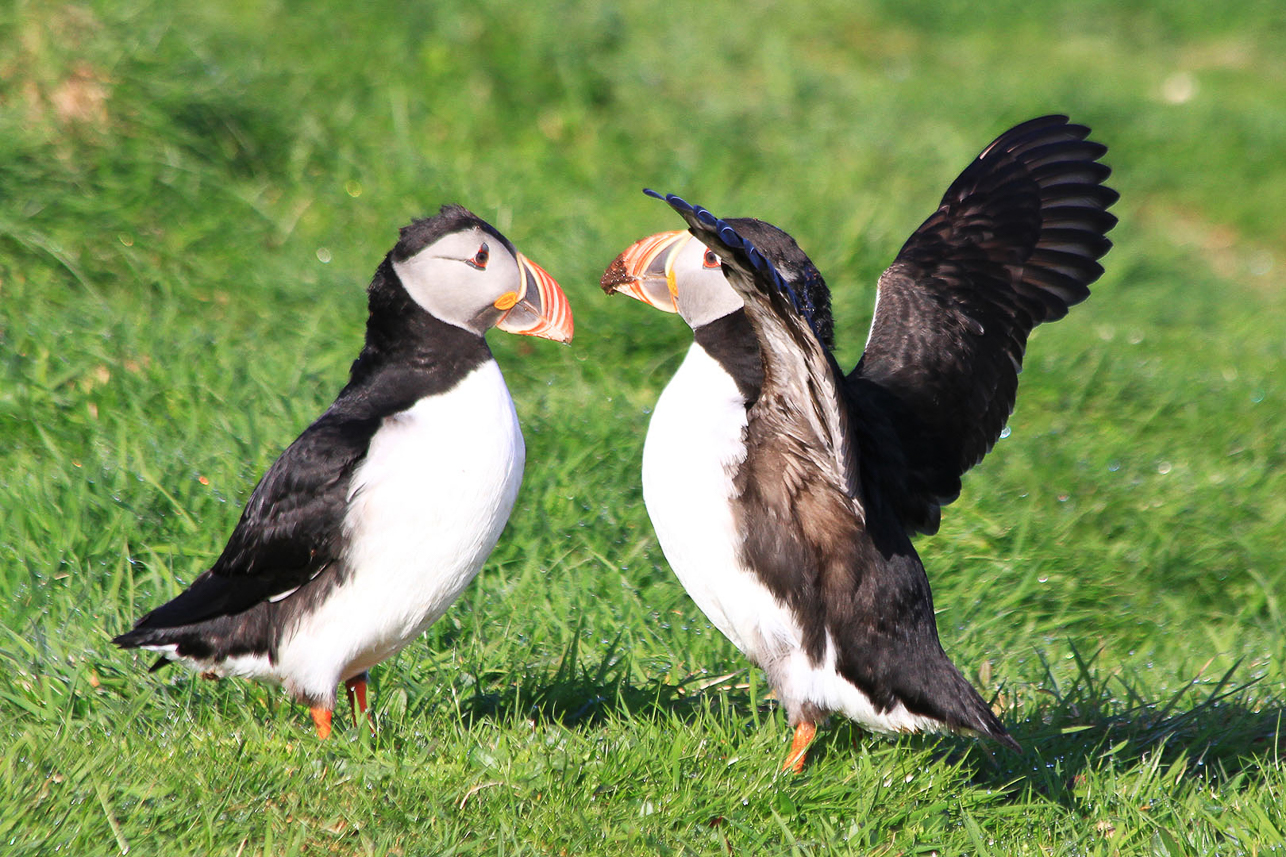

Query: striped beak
[599,230,690,313]
[496,253,574,343]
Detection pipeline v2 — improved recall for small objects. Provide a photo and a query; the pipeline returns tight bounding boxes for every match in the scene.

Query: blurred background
[3,0,1285,852]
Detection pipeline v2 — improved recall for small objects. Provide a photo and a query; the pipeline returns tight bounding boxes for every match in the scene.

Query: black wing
[118,407,380,634]
[849,115,1117,534]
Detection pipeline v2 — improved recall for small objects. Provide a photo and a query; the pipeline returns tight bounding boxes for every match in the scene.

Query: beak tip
[549,322,574,345]
[599,255,634,295]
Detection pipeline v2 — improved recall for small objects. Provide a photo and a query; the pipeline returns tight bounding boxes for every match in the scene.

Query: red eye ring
[469,243,490,269]
[702,249,720,269]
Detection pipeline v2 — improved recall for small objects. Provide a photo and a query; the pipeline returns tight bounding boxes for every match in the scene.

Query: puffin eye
[702,249,721,269]
[468,243,490,270]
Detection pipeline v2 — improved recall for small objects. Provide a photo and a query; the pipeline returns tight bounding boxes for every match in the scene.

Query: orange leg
[345,674,373,733]
[781,721,817,773]
[310,706,333,740]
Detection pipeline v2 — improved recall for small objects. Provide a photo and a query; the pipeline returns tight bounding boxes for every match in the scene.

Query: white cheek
[392,254,472,329]
[676,266,744,328]
[391,243,521,332]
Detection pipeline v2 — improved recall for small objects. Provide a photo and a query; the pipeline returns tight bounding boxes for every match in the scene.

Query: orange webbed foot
[781,721,817,773]
[310,706,333,739]
[345,674,373,734]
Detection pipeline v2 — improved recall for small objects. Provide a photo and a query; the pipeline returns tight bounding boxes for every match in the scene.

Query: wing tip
[112,624,162,650]
[993,730,1023,753]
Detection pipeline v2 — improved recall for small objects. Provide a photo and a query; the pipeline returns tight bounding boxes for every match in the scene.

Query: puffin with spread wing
[602,116,1116,770]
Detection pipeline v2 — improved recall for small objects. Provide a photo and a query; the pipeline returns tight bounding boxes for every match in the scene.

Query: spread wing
[849,115,1117,534]
[645,191,1017,745]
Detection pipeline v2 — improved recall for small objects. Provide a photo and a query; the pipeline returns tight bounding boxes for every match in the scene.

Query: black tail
[112,607,274,668]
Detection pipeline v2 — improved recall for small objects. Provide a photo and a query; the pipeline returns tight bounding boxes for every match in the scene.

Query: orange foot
[345,674,373,732]
[781,721,817,773]
[311,706,333,739]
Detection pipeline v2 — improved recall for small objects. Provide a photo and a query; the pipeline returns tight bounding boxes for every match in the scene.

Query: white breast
[276,359,524,703]
[642,344,800,662]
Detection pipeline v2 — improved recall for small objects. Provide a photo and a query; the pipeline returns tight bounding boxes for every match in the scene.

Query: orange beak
[496,253,574,343]
[599,230,691,313]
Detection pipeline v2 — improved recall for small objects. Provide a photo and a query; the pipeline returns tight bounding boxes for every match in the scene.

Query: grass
[3,0,1285,853]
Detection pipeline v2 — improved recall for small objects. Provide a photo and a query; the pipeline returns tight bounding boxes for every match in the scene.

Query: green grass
[3,0,1286,853]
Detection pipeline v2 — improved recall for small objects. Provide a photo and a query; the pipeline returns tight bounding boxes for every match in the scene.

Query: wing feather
[849,115,1117,533]
[122,410,377,631]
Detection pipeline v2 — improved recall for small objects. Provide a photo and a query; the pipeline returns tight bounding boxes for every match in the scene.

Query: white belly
[642,344,798,662]
[276,359,524,703]
[643,344,943,736]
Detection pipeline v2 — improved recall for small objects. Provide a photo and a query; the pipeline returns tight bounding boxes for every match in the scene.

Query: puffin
[601,116,1116,771]
[115,204,574,738]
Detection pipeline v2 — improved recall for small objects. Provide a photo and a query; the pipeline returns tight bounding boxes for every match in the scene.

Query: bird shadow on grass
[421,629,1282,808]
[444,626,756,731]
[892,645,1286,810]
[452,633,1282,803]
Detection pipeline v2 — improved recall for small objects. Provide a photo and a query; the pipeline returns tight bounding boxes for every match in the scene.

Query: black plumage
[692,310,765,404]
[851,116,1118,533]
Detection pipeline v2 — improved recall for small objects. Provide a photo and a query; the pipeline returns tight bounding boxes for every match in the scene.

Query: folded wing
[116,410,375,635]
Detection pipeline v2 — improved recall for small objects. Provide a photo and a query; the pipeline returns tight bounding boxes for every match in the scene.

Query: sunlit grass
[2,0,1284,853]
